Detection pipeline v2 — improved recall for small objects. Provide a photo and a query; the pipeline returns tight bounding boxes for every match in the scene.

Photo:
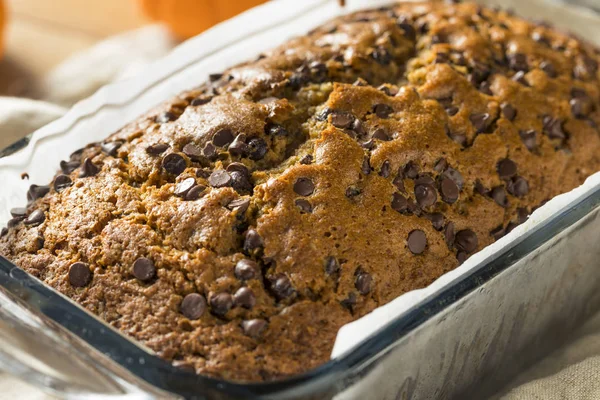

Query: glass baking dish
[2,0,600,398]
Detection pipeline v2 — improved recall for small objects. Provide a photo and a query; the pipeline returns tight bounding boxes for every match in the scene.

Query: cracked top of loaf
[2,0,600,381]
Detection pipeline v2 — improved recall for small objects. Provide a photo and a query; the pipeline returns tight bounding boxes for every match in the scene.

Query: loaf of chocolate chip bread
[2,0,600,382]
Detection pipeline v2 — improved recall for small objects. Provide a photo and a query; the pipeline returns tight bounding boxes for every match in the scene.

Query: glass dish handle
[0,267,174,399]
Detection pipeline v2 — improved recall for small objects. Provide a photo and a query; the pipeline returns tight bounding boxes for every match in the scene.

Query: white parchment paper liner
[0,0,599,363]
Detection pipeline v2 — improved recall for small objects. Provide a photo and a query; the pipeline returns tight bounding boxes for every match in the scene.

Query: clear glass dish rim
[2,181,599,398]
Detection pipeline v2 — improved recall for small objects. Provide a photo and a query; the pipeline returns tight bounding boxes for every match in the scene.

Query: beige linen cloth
[1,20,600,400]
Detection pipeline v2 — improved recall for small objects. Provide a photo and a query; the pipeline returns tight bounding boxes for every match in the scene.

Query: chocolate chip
[391,193,409,213]
[233,287,256,309]
[379,160,391,178]
[543,117,566,140]
[508,53,528,72]
[235,259,259,280]
[325,256,340,275]
[132,257,156,282]
[507,176,529,197]
[146,143,169,155]
[60,160,80,174]
[433,158,447,173]
[340,292,357,311]
[512,71,528,86]
[372,128,391,141]
[378,84,399,96]
[208,170,231,188]
[27,184,50,203]
[446,106,459,116]
[299,155,313,165]
[415,183,437,208]
[212,128,235,147]
[191,96,211,106]
[174,177,197,197]
[517,207,529,224]
[316,108,332,121]
[230,171,253,194]
[248,138,268,161]
[10,208,26,218]
[225,162,249,175]
[470,113,492,133]
[468,66,491,86]
[402,162,419,179]
[244,229,263,252]
[445,222,455,247]
[362,157,372,175]
[289,72,309,89]
[210,292,233,316]
[182,143,203,160]
[407,230,427,254]
[266,124,288,136]
[455,229,478,253]
[79,158,100,178]
[497,159,517,180]
[355,271,372,295]
[540,60,557,78]
[54,174,73,192]
[101,141,123,157]
[480,81,494,96]
[435,52,449,64]
[227,198,250,213]
[241,319,267,338]
[360,139,375,149]
[7,218,22,228]
[156,111,177,124]
[345,187,361,198]
[371,46,392,65]
[185,185,206,201]
[393,174,405,193]
[457,251,468,264]
[373,104,394,119]
[574,56,599,80]
[397,21,416,40]
[424,213,444,230]
[491,186,509,207]
[272,274,295,299]
[570,97,592,119]
[181,293,206,320]
[1,228,7,237]
[330,111,354,129]
[295,198,313,213]
[24,210,45,226]
[162,153,187,176]
[439,177,459,204]
[209,73,223,82]
[294,177,315,196]
[447,129,467,147]
[519,129,537,151]
[475,180,490,196]
[490,225,505,240]
[501,103,517,121]
[431,34,446,44]
[69,262,92,288]
[202,142,217,160]
[532,31,550,45]
[443,168,464,190]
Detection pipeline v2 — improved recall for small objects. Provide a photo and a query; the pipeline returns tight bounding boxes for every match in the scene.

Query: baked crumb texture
[2,1,600,381]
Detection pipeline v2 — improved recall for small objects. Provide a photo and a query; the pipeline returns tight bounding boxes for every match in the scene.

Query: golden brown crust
[2,1,600,381]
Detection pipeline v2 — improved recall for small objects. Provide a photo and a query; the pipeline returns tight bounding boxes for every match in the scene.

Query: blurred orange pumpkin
[138,0,267,39]
[0,0,5,57]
